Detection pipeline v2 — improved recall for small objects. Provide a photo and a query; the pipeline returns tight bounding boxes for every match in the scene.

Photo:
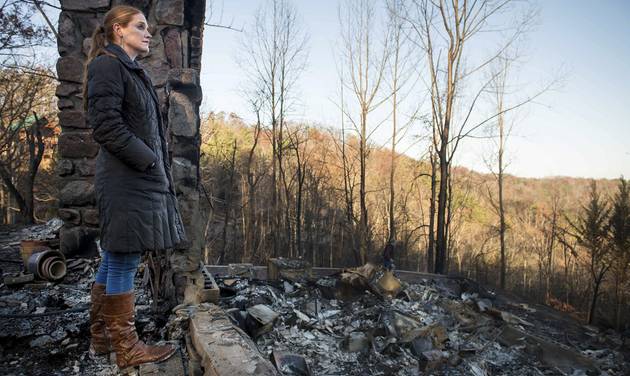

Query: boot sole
[118,346,178,374]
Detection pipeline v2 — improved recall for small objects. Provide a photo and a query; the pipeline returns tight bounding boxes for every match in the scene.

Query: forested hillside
[200,111,626,329]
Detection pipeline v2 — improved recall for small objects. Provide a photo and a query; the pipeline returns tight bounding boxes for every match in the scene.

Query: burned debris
[0,221,174,376]
[210,261,630,376]
[1,221,629,375]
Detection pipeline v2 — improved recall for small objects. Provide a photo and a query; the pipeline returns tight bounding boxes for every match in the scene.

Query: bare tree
[0,65,55,224]
[426,143,437,271]
[385,0,419,245]
[242,93,265,262]
[218,140,237,264]
[398,0,542,273]
[483,53,517,289]
[287,124,311,258]
[0,1,51,67]
[330,77,361,264]
[338,0,391,264]
[205,0,244,32]
[240,0,308,257]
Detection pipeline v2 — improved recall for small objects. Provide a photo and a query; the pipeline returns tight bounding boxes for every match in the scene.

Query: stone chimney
[55,0,206,305]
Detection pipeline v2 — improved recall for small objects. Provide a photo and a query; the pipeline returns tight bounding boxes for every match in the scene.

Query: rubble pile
[1,221,629,375]
[214,264,630,376]
[0,257,173,376]
[0,221,172,376]
[0,219,63,277]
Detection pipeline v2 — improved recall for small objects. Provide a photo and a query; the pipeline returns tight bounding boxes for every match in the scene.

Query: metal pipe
[27,250,67,281]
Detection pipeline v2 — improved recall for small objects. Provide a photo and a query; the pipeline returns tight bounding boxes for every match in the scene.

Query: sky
[35,1,630,179]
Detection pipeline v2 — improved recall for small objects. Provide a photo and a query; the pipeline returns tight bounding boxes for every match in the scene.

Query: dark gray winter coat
[86,42,188,254]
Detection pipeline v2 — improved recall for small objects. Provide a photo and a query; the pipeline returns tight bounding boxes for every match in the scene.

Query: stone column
[55,0,206,306]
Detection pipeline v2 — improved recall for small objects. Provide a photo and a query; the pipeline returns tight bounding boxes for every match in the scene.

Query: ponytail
[81,5,143,112]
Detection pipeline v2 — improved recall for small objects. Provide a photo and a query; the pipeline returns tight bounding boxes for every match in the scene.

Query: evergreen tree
[609,177,630,328]
[569,181,611,324]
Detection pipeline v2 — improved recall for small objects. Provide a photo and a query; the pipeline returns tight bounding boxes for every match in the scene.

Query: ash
[0,221,170,376]
[1,220,629,376]
[214,269,630,376]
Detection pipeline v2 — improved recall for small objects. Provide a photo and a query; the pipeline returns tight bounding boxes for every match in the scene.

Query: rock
[51,327,68,341]
[55,82,81,98]
[163,27,182,68]
[57,11,76,41]
[168,91,197,137]
[57,12,80,56]
[59,180,95,207]
[74,13,101,38]
[56,56,84,83]
[30,335,54,348]
[58,110,87,129]
[57,98,75,110]
[58,132,99,159]
[171,157,197,188]
[81,208,99,226]
[57,159,75,177]
[172,135,200,165]
[75,158,96,177]
[60,0,110,11]
[167,68,200,88]
[140,50,170,87]
[476,298,493,312]
[176,186,200,231]
[155,0,184,26]
[59,225,99,257]
[58,208,81,225]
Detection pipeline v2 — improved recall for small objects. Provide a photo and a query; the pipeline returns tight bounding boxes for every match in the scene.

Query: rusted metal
[19,239,50,271]
[27,249,66,281]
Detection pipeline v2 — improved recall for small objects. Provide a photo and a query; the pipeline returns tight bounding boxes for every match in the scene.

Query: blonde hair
[81,5,144,112]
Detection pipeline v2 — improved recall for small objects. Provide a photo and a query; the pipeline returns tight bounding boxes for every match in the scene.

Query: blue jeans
[94,249,142,294]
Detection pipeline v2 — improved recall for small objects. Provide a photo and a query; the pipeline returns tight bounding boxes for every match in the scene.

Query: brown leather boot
[102,291,176,372]
[89,282,111,356]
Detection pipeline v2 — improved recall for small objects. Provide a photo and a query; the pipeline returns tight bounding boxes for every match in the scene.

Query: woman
[81,5,188,372]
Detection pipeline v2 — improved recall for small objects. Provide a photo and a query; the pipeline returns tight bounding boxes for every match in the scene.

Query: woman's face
[113,13,152,59]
